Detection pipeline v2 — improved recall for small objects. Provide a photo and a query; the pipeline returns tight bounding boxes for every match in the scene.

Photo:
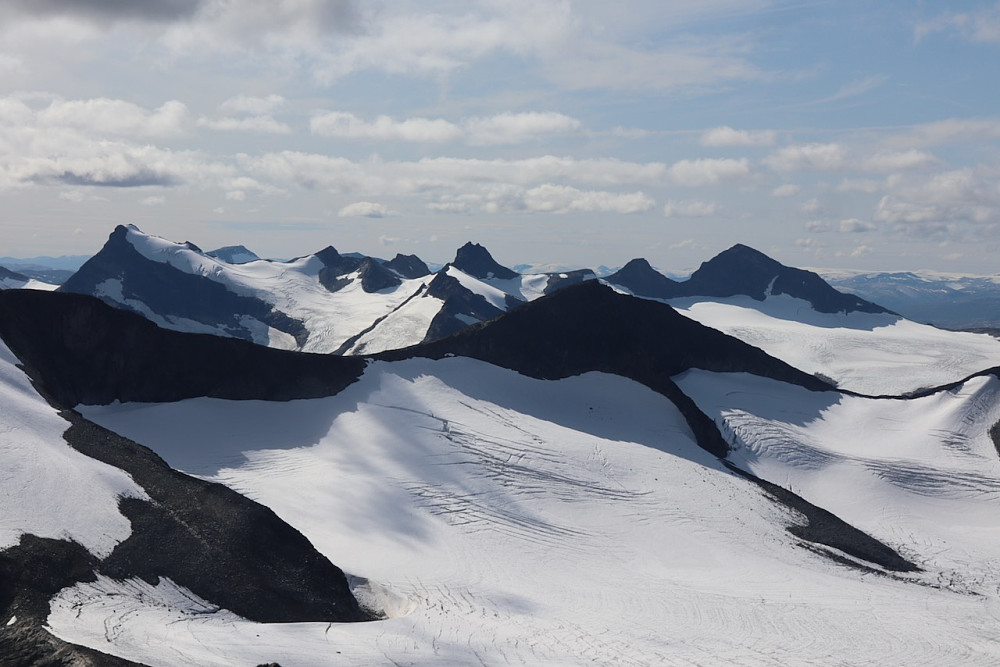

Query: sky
[1,0,999,274]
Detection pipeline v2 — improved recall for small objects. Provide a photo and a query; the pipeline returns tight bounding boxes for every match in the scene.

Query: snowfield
[666,293,1000,395]
[0,341,146,558]
[677,369,1000,596]
[68,358,1000,665]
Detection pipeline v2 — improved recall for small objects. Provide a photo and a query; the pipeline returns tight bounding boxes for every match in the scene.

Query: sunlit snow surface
[0,341,145,558]
[68,358,1000,665]
[667,294,1000,395]
[678,369,1000,594]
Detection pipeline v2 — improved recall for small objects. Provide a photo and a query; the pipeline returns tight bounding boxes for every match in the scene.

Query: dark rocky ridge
[423,270,508,342]
[385,253,431,279]
[0,289,366,407]
[60,225,308,346]
[452,242,518,280]
[541,268,597,295]
[608,244,891,315]
[384,280,834,457]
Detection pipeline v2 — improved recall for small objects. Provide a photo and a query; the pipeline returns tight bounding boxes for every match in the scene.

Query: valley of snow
[0,341,145,558]
[666,293,1000,395]
[66,358,1000,666]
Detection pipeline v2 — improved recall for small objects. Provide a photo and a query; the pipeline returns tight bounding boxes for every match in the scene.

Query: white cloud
[771,183,800,197]
[503,184,655,215]
[763,142,847,172]
[700,126,775,147]
[836,178,882,193]
[663,199,718,217]
[35,98,190,137]
[198,116,291,134]
[140,195,165,206]
[885,118,1000,148]
[667,158,751,186]
[849,244,874,258]
[805,220,831,233]
[801,198,822,215]
[339,201,390,218]
[463,112,580,146]
[310,110,580,145]
[219,94,285,116]
[861,149,935,172]
[839,218,875,233]
[310,112,463,143]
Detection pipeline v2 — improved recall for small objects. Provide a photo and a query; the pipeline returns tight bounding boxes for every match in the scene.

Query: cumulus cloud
[861,149,936,172]
[219,94,284,116]
[763,143,847,172]
[338,201,390,218]
[310,112,463,143]
[463,112,581,146]
[765,143,935,174]
[490,184,655,215]
[663,200,718,217]
[700,126,775,147]
[771,184,800,197]
[872,166,1000,237]
[839,218,875,233]
[667,158,751,186]
[198,116,291,134]
[34,98,190,137]
[310,110,580,145]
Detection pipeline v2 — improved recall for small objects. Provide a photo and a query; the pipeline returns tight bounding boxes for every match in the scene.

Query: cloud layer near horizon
[0,1,999,272]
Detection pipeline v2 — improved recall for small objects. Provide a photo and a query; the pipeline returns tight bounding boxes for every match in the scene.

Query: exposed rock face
[357,257,402,293]
[423,270,507,341]
[385,253,431,279]
[0,289,365,407]
[451,242,518,280]
[607,244,891,314]
[59,225,308,345]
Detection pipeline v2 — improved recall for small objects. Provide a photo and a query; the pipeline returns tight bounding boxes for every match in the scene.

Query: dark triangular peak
[385,253,431,279]
[316,245,364,292]
[686,244,891,314]
[605,258,683,299]
[452,242,518,280]
[357,257,402,293]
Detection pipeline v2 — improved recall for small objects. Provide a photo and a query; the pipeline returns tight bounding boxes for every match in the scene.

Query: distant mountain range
[823,270,1000,330]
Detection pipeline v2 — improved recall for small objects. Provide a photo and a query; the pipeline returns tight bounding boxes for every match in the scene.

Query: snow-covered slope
[667,294,1000,395]
[0,340,145,558]
[678,368,1000,595]
[68,357,999,666]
